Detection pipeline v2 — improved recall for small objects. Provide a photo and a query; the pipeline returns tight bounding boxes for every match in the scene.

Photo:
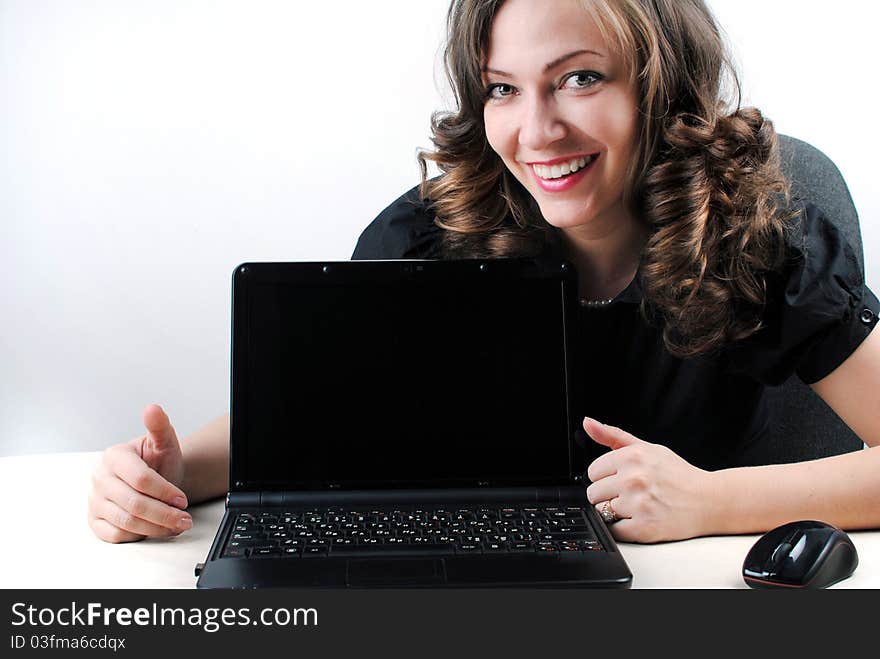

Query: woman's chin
[537,206,595,230]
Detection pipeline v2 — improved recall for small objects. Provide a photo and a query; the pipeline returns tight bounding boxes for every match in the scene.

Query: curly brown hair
[417,0,794,358]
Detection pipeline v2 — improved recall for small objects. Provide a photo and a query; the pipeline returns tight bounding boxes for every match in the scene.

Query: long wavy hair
[417,0,793,358]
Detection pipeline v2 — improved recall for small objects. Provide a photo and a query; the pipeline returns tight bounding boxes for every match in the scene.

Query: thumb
[142,404,180,454]
[583,417,641,451]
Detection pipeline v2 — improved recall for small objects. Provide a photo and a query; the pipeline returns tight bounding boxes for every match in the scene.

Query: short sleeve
[351,184,443,260]
[726,202,880,385]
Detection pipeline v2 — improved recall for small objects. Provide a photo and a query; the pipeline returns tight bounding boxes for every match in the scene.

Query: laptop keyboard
[221,506,603,558]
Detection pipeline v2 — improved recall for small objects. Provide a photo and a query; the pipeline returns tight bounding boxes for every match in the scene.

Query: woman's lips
[529,154,599,193]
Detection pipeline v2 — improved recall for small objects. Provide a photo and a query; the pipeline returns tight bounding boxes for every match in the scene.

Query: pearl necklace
[579,297,614,308]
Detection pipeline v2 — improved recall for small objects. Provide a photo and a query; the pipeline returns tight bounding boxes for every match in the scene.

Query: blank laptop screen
[236,266,574,490]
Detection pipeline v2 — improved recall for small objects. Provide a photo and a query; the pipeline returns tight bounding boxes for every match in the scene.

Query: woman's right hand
[88,404,193,543]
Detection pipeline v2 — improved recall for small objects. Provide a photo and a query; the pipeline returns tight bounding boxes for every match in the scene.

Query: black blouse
[351,185,879,470]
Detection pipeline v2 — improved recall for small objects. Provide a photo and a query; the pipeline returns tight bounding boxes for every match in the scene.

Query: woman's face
[482,0,640,234]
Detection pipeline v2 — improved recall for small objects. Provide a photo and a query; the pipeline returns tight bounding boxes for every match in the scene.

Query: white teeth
[532,155,594,180]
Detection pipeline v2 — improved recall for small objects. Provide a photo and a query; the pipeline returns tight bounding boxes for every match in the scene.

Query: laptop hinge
[225,486,586,508]
[226,492,260,508]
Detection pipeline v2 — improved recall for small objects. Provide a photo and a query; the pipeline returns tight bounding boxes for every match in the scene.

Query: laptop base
[197,553,631,589]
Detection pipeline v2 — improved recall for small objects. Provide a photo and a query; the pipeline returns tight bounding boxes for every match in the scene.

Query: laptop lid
[229,259,584,495]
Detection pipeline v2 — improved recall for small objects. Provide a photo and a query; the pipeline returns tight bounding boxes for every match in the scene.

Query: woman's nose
[517,97,567,151]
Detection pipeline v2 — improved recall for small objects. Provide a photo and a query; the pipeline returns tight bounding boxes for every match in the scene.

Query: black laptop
[195,258,632,588]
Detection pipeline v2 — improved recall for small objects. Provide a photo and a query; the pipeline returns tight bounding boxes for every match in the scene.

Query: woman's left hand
[583,417,713,543]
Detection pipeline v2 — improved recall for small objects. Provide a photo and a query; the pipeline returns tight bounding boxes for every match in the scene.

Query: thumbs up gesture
[88,404,191,543]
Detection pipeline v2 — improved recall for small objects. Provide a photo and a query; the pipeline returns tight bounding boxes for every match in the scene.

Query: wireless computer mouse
[742,520,858,589]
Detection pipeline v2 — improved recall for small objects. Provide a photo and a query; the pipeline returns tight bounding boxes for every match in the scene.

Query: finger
[105,446,188,508]
[93,496,183,538]
[586,474,620,505]
[99,470,193,532]
[594,495,630,521]
[583,417,641,451]
[89,516,145,544]
[142,403,180,454]
[586,450,619,482]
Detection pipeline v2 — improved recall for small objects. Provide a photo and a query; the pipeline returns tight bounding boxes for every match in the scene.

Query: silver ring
[600,500,619,524]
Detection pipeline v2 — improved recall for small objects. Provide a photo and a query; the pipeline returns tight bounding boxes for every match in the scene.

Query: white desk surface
[1,451,877,589]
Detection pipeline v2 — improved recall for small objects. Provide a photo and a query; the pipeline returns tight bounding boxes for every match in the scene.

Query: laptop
[195,258,632,588]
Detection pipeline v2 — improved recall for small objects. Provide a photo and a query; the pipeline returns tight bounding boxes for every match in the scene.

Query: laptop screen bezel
[228,259,585,494]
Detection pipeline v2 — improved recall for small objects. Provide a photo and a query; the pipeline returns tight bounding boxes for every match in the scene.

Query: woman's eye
[486,83,516,100]
[562,71,603,89]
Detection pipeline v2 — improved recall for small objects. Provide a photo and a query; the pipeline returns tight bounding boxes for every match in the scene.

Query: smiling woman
[480,2,642,303]
[350,0,880,543]
[482,16,638,230]
[411,0,792,358]
[86,0,880,547]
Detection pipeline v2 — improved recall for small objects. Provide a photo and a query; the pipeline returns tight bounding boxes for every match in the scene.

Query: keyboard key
[456,543,482,553]
[510,542,535,553]
[543,532,597,542]
[578,540,603,551]
[412,536,437,544]
[231,533,265,543]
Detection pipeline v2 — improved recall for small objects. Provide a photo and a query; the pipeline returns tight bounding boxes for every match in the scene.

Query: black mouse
[743,520,858,589]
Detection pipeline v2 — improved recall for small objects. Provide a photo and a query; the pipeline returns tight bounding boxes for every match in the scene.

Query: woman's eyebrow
[483,49,605,78]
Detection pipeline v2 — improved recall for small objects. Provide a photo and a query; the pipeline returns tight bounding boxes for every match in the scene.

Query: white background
[2,0,876,455]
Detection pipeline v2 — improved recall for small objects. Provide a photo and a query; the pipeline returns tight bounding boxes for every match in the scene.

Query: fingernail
[172,496,187,509]
[177,515,193,531]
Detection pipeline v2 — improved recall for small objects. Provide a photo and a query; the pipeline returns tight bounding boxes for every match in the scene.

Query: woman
[88,0,880,544]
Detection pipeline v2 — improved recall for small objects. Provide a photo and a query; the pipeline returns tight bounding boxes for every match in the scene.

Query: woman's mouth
[529,154,599,193]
